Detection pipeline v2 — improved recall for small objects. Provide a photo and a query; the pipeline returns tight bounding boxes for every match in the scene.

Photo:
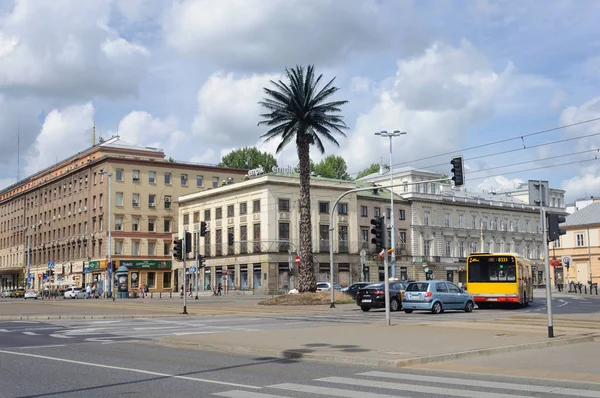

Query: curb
[0,314,184,321]
[152,333,597,368]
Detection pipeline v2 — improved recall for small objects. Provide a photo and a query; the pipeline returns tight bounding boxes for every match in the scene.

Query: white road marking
[18,344,67,349]
[0,349,263,389]
[11,321,39,324]
[49,334,73,339]
[22,332,38,336]
[0,329,10,332]
[213,391,287,398]
[270,383,400,397]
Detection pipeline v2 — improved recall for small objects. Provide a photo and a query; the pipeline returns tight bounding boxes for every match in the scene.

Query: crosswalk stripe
[269,383,400,397]
[315,376,530,398]
[213,391,283,398]
[360,371,600,397]
[49,334,72,339]
[22,332,38,336]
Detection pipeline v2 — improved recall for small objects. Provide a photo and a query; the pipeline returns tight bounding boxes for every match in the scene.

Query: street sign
[189,266,197,273]
[83,267,90,274]
[37,273,42,278]
[47,261,55,269]
[295,256,301,265]
[561,255,572,268]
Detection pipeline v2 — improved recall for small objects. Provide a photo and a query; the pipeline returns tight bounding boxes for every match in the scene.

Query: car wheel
[404,309,413,314]
[361,306,371,312]
[390,298,400,312]
[432,301,443,314]
[464,300,474,313]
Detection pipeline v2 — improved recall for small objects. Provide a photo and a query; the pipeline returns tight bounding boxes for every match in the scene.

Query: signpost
[189,266,197,273]
[295,256,301,266]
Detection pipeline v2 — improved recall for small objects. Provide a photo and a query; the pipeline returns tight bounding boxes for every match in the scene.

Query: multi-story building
[550,201,600,286]
[566,196,597,214]
[359,168,565,285]
[0,137,247,293]
[177,170,411,293]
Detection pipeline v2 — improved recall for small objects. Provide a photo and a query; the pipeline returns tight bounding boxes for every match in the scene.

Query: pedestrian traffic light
[547,213,567,242]
[173,238,183,260]
[200,221,207,237]
[450,156,464,187]
[48,269,54,277]
[198,255,206,268]
[228,232,234,246]
[185,231,192,254]
[370,216,386,252]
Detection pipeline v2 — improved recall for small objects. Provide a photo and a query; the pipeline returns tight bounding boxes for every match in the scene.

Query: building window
[253,223,261,252]
[204,209,211,221]
[216,207,222,219]
[163,242,170,255]
[553,239,561,248]
[147,272,155,288]
[193,211,200,223]
[164,196,171,209]
[253,200,260,213]
[338,203,348,215]
[132,170,140,182]
[115,192,123,207]
[163,272,171,289]
[227,205,234,217]
[132,193,140,207]
[360,206,368,217]
[444,214,450,227]
[115,217,123,231]
[116,169,124,181]
[148,218,155,232]
[239,202,247,215]
[115,240,123,255]
[213,177,219,188]
[181,174,188,186]
[215,229,222,256]
[278,223,289,252]
[149,171,156,184]
[278,199,290,211]
[164,172,171,185]
[459,242,465,257]
[374,207,381,217]
[399,231,406,245]
[361,228,369,248]
[399,209,406,220]
[424,240,431,256]
[196,175,203,187]
[319,224,329,251]
[472,215,477,229]
[132,217,139,232]
[576,233,584,247]
[240,225,248,254]
[445,241,452,257]
[132,241,140,256]
[424,211,430,226]
[338,225,348,253]
[494,217,499,231]
[148,194,156,207]
[148,241,155,256]
[319,202,329,213]
[183,213,189,225]
[164,219,171,232]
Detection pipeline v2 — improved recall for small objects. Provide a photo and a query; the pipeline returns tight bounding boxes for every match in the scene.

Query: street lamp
[18,224,32,290]
[374,130,406,279]
[99,171,113,300]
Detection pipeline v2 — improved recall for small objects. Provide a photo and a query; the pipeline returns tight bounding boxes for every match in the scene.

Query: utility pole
[183,233,188,314]
[195,232,199,300]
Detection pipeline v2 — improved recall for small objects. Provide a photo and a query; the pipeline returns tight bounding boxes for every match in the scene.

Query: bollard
[160,292,162,299]
[151,292,153,299]
[578,283,583,294]
[596,284,598,295]
[584,285,587,294]
[170,291,172,299]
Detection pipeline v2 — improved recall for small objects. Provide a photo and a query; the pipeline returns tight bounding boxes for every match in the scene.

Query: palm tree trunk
[297,134,317,292]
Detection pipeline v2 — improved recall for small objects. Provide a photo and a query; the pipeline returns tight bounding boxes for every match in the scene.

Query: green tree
[356,163,380,180]
[312,155,351,180]
[258,65,348,292]
[218,147,278,171]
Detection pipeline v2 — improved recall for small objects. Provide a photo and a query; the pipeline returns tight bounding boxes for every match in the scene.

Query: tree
[218,147,278,171]
[356,163,380,180]
[258,65,348,292]
[312,155,351,180]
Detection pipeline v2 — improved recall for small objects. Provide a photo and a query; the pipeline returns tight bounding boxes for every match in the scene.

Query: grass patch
[258,292,355,306]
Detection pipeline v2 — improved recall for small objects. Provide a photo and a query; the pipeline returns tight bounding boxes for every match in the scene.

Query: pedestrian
[86,284,91,299]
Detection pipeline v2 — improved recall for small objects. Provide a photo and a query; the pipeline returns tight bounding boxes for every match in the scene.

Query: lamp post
[374,130,406,279]
[100,171,113,300]
[18,224,32,290]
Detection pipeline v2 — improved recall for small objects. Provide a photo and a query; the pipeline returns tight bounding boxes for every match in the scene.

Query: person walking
[86,284,91,299]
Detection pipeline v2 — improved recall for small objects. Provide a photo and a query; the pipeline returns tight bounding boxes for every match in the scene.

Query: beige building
[0,137,247,293]
[177,172,412,294]
[550,201,600,288]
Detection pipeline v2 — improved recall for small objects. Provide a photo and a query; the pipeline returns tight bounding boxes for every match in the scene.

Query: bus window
[468,256,517,283]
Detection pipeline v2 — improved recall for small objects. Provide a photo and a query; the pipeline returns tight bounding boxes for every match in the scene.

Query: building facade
[177,173,412,294]
[0,137,247,293]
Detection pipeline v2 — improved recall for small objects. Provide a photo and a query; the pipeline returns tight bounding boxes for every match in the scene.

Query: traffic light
[185,231,192,254]
[450,156,464,187]
[200,221,207,237]
[48,269,54,277]
[228,232,234,246]
[370,216,386,252]
[547,213,567,242]
[173,238,183,260]
[198,255,206,268]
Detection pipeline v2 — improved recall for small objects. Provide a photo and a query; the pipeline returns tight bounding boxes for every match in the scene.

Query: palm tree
[258,65,348,292]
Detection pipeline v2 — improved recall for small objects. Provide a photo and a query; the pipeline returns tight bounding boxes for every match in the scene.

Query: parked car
[1,289,14,298]
[402,280,475,314]
[63,287,85,299]
[24,290,38,299]
[316,282,343,292]
[356,281,408,312]
[11,289,25,298]
[341,282,373,300]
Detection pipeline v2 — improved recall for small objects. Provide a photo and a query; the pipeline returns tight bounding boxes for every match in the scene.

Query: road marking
[0,349,262,389]
[11,321,39,324]
[48,334,73,339]
[22,332,39,336]
[213,391,288,398]
[360,371,600,397]
[315,376,530,398]
[0,329,10,332]
[269,383,400,397]
[18,344,67,349]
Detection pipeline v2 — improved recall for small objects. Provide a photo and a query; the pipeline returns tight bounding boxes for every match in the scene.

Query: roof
[562,202,600,227]
[356,166,440,182]
[100,138,163,153]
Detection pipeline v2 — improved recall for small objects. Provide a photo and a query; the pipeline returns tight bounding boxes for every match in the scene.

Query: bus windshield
[468,255,517,283]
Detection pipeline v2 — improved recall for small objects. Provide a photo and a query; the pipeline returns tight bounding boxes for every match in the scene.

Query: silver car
[402,280,475,314]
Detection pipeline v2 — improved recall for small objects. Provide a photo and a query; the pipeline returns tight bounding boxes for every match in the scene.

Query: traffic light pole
[195,232,199,300]
[182,234,188,315]
[542,208,554,338]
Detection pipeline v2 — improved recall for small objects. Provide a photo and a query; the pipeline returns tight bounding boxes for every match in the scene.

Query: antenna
[17,122,20,182]
[92,124,96,146]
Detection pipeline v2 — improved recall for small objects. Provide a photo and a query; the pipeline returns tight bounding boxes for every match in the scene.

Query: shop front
[119,259,172,292]
[88,260,109,295]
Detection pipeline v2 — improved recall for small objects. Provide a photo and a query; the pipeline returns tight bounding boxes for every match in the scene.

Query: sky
[1,0,599,203]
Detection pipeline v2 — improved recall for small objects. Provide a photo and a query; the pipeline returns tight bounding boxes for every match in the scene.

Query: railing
[200,240,376,257]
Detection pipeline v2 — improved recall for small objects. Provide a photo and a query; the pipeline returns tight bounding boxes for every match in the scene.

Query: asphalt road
[1,342,599,398]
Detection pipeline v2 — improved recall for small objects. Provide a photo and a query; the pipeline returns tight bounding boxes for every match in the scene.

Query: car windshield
[406,282,429,292]
[364,283,383,289]
[316,283,328,288]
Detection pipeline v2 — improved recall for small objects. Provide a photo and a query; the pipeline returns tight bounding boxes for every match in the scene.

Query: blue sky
[1,0,599,201]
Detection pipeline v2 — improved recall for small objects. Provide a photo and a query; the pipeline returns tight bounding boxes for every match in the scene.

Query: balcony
[198,240,370,257]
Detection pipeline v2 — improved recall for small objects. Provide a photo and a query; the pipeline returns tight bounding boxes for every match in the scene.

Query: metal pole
[26,228,30,290]
[329,211,335,308]
[183,233,188,314]
[388,135,396,279]
[542,208,554,338]
[195,232,199,300]
[107,173,113,301]
[588,227,592,285]
[383,236,391,326]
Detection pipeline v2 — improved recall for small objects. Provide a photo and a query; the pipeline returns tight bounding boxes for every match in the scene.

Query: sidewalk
[154,315,600,379]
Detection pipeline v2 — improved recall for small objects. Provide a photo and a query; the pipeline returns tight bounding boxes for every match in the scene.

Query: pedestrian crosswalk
[212,370,600,398]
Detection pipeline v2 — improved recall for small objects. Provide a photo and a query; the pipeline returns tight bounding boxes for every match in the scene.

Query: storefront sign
[444,266,459,271]
[248,165,295,177]
[88,260,108,271]
[131,272,139,289]
[71,262,83,273]
[120,260,172,269]
[56,263,64,274]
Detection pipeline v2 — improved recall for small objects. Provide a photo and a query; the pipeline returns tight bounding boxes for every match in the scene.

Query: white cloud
[116,111,186,155]
[0,0,149,100]
[25,103,95,176]
[561,164,600,202]
[474,175,525,194]
[163,0,386,69]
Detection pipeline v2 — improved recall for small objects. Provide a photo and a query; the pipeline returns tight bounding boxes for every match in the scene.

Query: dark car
[341,282,372,300]
[356,281,408,312]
